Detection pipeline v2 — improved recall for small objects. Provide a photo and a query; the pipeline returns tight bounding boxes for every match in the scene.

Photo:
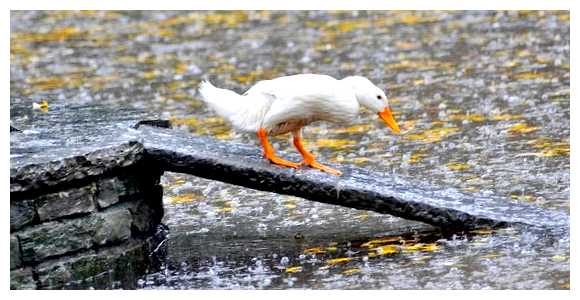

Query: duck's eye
[377,95,382,100]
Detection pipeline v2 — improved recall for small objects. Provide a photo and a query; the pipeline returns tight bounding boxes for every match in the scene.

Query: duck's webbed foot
[257,128,301,169]
[292,130,343,176]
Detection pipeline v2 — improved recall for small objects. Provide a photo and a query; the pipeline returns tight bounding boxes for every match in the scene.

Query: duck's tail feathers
[198,80,267,132]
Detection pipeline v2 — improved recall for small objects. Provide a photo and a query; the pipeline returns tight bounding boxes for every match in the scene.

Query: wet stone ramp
[140,125,569,231]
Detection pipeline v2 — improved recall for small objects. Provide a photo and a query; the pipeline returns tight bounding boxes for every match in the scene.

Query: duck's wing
[261,77,358,131]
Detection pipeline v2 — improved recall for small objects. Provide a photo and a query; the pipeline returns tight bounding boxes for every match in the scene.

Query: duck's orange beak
[378,108,401,134]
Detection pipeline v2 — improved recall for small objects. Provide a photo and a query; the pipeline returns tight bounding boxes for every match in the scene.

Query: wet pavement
[10,11,569,289]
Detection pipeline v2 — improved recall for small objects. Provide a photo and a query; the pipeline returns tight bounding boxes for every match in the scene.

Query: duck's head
[342,76,401,134]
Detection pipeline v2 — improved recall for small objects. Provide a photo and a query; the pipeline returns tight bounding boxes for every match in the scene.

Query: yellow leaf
[342,268,361,275]
[304,247,326,255]
[419,244,440,252]
[403,243,439,253]
[326,257,352,265]
[490,114,522,121]
[374,245,399,255]
[351,157,370,164]
[406,127,459,143]
[284,203,297,209]
[508,123,539,134]
[360,237,400,248]
[513,71,543,80]
[400,15,420,25]
[170,116,200,127]
[408,152,427,164]
[174,63,188,74]
[355,213,369,220]
[217,207,234,213]
[446,162,471,171]
[14,26,83,43]
[141,70,158,80]
[325,247,338,253]
[551,255,568,262]
[285,266,302,273]
[510,194,535,202]
[332,124,373,134]
[447,113,486,122]
[167,194,201,204]
[315,139,356,149]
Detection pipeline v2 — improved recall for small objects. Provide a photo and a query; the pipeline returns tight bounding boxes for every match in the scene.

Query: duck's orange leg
[257,128,301,169]
[292,130,342,176]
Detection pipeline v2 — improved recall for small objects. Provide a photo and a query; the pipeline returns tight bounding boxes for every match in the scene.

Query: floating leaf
[170,116,200,127]
[217,207,234,213]
[304,247,326,255]
[168,193,201,204]
[360,237,400,248]
[516,138,570,157]
[332,124,372,134]
[406,127,459,143]
[285,266,302,273]
[490,114,523,121]
[315,139,356,149]
[513,71,544,80]
[325,247,338,253]
[162,179,187,189]
[141,70,159,80]
[15,26,83,43]
[355,213,369,220]
[551,255,568,262]
[403,243,439,253]
[326,257,352,265]
[342,268,361,275]
[408,152,427,164]
[446,162,471,171]
[447,113,486,122]
[174,62,188,74]
[27,75,83,91]
[374,245,399,255]
[419,244,440,252]
[508,123,539,134]
[351,157,370,165]
[510,194,535,202]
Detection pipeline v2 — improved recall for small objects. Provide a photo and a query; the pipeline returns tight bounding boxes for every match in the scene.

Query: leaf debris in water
[405,127,459,143]
[168,193,201,204]
[342,268,361,275]
[285,266,302,273]
[326,257,352,265]
[508,123,539,134]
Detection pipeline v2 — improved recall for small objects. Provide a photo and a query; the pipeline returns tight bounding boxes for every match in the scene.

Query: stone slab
[140,125,570,230]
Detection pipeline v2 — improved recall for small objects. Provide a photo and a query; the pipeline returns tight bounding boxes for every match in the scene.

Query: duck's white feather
[198,80,273,132]
[198,74,360,135]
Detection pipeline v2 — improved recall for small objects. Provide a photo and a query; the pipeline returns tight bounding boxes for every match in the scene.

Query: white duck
[198,74,400,176]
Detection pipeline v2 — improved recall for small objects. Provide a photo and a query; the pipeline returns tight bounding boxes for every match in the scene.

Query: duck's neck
[340,76,364,99]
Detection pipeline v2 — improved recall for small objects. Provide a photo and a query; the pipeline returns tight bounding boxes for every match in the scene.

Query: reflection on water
[10,11,569,289]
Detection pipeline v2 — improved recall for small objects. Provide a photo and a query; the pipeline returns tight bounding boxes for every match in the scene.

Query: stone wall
[10,163,165,289]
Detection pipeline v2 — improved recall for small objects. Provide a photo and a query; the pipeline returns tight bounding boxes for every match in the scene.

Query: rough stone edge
[10,141,145,198]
